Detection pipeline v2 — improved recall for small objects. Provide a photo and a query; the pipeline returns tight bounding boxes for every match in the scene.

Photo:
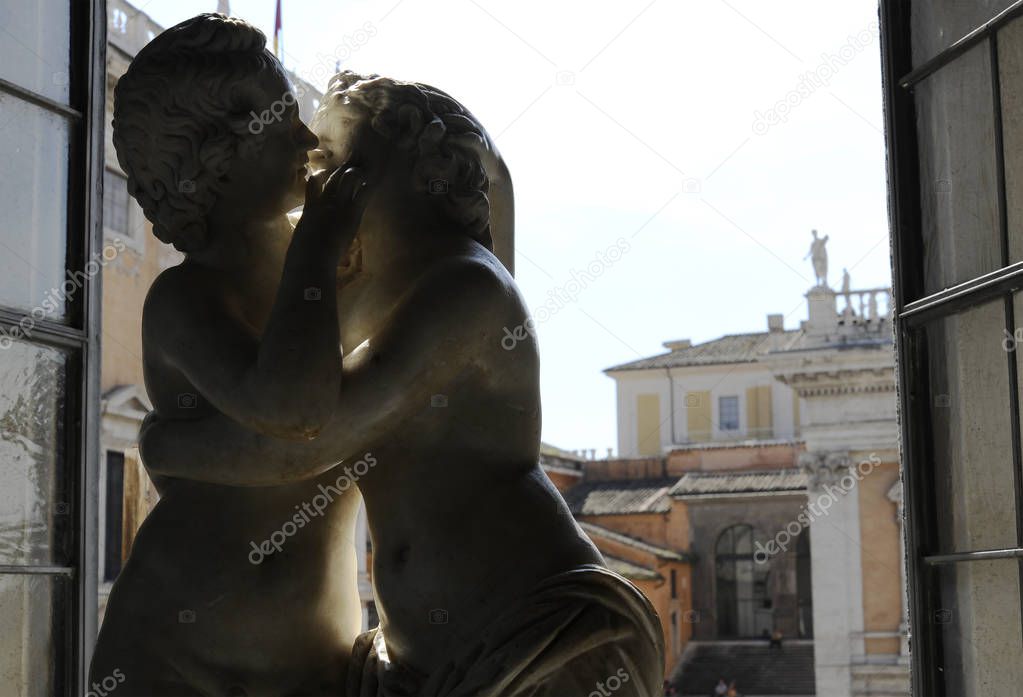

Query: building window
[111,8,127,33]
[670,610,679,656]
[103,451,125,582]
[0,2,104,694]
[103,169,129,237]
[719,395,739,431]
[882,1,1023,693]
[715,524,768,638]
[670,568,678,599]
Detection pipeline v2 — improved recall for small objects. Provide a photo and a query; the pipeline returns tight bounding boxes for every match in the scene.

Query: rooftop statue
[805,228,830,288]
[91,13,664,696]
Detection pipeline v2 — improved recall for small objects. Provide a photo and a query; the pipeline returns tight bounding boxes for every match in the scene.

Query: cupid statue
[805,229,830,287]
[90,14,664,697]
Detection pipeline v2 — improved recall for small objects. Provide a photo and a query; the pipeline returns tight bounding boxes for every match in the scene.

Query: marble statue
[840,267,854,320]
[805,229,829,287]
[89,15,370,696]
[91,13,664,697]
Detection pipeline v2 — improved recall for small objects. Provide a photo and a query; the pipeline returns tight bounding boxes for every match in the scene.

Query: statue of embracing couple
[89,13,663,697]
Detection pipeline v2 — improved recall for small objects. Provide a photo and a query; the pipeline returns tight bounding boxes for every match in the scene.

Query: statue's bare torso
[334,240,604,674]
[93,246,363,696]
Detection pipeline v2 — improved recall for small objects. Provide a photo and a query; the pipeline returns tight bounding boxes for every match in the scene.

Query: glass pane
[934,560,1023,697]
[998,17,1023,262]
[0,94,70,321]
[0,574,68,696]
[0,339,70,565]
[0,1,71,104]
[923,300,1016,553]
[911,1,1016,67]
[914,44,1001,297]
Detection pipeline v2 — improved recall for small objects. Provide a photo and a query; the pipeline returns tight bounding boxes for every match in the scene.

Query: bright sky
[138,0,891,455]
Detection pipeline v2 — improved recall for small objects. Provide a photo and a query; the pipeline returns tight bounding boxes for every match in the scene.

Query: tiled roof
[539,441,585,472]
[579,521,689,562]
[605,330,802,372]
[563,479,674,515]
[669,469,808,499]
[540,441,581,460]
[603,555,663,582]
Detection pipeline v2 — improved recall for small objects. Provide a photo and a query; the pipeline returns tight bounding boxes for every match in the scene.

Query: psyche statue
[89,13,664,697]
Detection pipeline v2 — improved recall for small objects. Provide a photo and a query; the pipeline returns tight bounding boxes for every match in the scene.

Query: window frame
[0,1,105,693]
[881,1,1023,694]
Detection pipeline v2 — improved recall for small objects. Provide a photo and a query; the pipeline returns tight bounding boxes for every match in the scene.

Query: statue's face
[219,69,319,219]
[308,98,366,175]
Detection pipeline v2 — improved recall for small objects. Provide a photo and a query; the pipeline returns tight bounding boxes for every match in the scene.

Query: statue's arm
[145,169,369,441]
[140,257,510,485]
[138,410,343,486]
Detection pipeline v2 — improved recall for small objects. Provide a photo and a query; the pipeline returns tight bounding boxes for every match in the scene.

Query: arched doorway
[715,524,770,637]
[796,529,813,638]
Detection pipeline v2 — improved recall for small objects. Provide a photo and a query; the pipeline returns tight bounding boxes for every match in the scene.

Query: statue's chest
[337,275,408,348]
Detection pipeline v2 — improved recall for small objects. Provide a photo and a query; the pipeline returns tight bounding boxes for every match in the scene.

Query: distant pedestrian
[714,677,728,696]
[726,680,740,697]
[770,629,783,650]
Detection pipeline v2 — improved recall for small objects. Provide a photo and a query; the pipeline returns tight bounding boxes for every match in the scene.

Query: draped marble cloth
[346,564,665,697]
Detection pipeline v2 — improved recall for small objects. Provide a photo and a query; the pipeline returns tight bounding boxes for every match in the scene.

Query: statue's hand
[300,165,370,251]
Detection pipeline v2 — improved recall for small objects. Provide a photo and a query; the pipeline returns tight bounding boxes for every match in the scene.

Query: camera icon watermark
[430,394,448,408]
[428,608,448,625]
[178,609,196,624]
[304,287,322,301]
[428,179,448,195]
[933,608,953,625]
[178,393,198,409]
[55,502,70,515]
[683,394,701,408]
[933,393,951,408]
[555,70,576,86]
[178,179,196,194]
[682,609,701,623]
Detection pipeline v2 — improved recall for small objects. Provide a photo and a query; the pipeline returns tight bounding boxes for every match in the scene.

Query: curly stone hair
[312,71,494,251]
[112,13,281,253]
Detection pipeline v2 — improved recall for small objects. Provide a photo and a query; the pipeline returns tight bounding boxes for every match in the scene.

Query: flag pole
[274,0,283,60]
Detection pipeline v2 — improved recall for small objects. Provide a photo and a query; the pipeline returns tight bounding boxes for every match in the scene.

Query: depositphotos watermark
[588,668,631,697]
[297,22,378,88]
[248,452,377,564]
[753,453,881,563]
[752,23,878,136]
[249,22,379,135]
[85,668,126,697]
[502,238,631,350]
[1,238,126,350]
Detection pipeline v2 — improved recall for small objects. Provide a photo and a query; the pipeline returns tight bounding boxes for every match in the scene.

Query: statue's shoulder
[398,249,522,333]
[144,263,207,313]
[142,263,224,343]
[419,248,513,301]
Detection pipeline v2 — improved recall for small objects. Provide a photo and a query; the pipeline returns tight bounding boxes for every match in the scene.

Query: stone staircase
[851,663,910,697]
[670,640,815,696]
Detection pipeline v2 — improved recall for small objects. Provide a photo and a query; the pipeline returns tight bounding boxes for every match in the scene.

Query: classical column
[798,450,866,697]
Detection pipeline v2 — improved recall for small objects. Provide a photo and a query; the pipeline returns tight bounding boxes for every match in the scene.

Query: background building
[546,272,909,696]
